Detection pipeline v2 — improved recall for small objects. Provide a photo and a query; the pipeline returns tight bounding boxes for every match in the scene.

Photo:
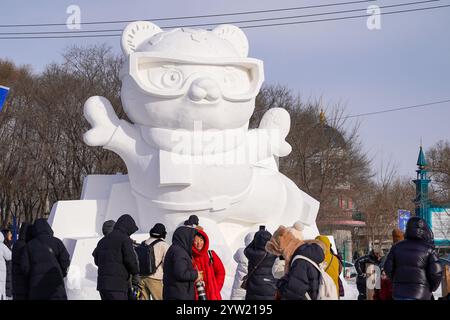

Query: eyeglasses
[125,52,264,102]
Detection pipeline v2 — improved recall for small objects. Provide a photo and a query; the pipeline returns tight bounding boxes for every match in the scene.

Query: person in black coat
[384,217,442,300]
[20,219,71,300]
[277,241,325,300]
[244,227,277,300]
[93,214,140,300]
[11,223,33,300]
[354,249,382,300]
[163,226,200,300]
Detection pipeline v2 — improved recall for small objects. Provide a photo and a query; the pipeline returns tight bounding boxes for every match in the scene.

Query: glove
[132,274,141,286]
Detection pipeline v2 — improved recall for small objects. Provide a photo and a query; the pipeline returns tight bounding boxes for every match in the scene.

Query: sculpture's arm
[83,96,140,161]
[246,107,292,162]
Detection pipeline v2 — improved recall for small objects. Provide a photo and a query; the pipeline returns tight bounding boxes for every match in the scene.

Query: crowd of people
[354,217,443,300]
[1,219,70,300]
[92,215,346,300]
[0,214,445,301]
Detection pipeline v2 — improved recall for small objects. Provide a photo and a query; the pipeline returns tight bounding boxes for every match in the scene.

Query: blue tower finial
[417,145,427,168]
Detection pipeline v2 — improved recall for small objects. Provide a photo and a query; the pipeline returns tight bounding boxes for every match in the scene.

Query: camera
[196,281,207,300]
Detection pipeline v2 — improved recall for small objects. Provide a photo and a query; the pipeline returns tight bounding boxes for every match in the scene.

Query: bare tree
[252,85,373,226]
[0,45,126,227]
[359,159,416,248]
[427,140,450,204]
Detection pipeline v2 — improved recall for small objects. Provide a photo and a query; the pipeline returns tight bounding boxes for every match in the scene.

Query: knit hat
[184,215,199,226]
[287,221,304,240]
[392,228,404,244]
[102,220,115,236]
[150,223,167,239]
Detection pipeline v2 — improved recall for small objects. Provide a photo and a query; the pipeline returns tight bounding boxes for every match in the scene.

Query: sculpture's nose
[189,77,221,103]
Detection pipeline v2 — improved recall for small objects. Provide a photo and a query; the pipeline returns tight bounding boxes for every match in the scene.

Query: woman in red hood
[192,227,226,300]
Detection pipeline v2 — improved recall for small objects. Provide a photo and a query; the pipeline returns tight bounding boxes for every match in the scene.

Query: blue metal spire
[417,146,427,168]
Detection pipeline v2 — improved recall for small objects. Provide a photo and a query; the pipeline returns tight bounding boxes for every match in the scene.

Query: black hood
[253,229,272,250]
[245,229,273,261]
[295,242,325,265]
[114,214,138,236]
[405,217,433,243]
[18,222,33,242]
[102,220,115,236]
[33,219,54,237]
[172,226,198,256]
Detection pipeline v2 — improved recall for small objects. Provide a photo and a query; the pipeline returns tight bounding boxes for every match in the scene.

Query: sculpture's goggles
[125,52,264,102]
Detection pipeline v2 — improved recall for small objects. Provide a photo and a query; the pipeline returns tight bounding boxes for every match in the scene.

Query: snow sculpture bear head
[119,21,264,131]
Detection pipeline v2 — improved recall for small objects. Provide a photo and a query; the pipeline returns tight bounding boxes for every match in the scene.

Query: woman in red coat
[192,228,225,300]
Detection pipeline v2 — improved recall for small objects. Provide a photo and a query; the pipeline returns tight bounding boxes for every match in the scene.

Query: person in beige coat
[139,223,170,300]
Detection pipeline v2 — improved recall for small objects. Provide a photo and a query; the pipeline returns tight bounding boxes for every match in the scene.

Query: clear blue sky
[1,0,449,178]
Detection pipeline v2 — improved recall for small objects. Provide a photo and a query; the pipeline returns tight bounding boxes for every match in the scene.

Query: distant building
[315,110,366,262]
[318,202,366,262]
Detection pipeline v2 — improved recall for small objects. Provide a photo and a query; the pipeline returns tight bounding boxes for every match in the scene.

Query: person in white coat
[230,232,255,300]
[0,232,12,300]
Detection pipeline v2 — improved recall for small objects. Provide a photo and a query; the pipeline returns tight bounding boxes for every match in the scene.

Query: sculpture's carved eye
[145,65,184,91]
[223,72,237,86]
[161,68,183,88]
[222,66,250,93]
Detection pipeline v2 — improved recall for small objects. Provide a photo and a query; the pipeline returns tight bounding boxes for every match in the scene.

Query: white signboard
[431,208,450,241]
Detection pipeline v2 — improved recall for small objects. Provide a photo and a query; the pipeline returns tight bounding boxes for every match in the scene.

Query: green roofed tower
[413,146,431,225]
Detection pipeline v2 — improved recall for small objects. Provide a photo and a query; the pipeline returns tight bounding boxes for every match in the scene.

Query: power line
[0,3,448,40]
[341,99,450,120]
[239,3,450,29]
[0,0,378,28]
[0,33,121,39]
[0,0,438,36]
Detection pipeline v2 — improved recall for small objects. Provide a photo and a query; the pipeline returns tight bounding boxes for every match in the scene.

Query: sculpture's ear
[121,21,162,56]
[212,24,249,57]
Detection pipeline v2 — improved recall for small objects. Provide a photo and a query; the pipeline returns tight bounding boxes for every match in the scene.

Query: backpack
[207,250,214,265]
[135,239,163,276]
[291,255,339,300]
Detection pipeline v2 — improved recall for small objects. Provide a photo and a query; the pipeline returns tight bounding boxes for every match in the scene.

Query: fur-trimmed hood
[265,225,325,271]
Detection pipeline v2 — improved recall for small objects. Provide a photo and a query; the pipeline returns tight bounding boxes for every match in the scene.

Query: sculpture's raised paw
[259,108,292,157]
[83,96,120,147]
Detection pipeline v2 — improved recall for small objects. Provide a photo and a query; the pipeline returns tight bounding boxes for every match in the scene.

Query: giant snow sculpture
[48,21,320,299]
